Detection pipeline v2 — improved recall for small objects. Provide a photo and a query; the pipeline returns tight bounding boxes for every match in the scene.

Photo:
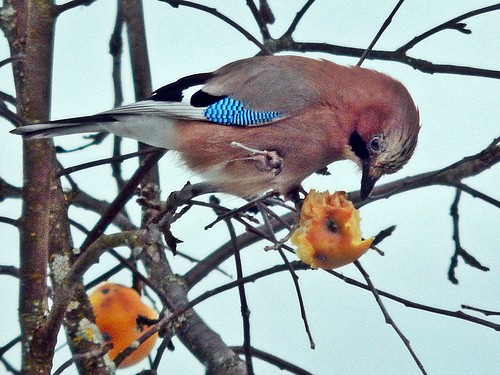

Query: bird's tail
[10,114,117,139]
[10,100,205,149]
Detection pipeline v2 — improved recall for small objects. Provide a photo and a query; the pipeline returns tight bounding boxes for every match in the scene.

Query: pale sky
[1,1,499,374]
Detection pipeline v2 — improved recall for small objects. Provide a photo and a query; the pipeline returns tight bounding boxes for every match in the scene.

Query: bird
[11,55,420,200]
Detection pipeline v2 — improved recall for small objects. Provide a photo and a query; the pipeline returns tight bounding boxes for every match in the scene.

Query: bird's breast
[173,111,345,197]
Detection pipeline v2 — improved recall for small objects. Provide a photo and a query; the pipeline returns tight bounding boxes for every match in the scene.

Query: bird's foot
[231,141,283,175]
[285,186,306,209]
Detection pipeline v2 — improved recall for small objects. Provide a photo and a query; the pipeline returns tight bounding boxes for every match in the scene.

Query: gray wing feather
[100,101,206,120]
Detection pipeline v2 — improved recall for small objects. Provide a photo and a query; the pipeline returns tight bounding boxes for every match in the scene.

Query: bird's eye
[369,134,385,154]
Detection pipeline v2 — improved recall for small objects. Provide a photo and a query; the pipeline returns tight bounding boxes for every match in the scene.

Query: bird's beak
[360,161,380,200]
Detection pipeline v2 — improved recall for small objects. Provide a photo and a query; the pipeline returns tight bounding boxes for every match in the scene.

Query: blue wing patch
[204,97,282,126]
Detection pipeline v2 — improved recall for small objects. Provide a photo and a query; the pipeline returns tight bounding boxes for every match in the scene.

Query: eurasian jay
[12,55,420,199]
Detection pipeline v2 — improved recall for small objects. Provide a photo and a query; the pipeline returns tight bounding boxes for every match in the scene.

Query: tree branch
[357,0,406,66]
[55,0,97,15]
[158,0,271,54]
[448,189,489,284]
[79,149,166,252]
[213,197,254,374]
[0,265,19,278]
[354,261,428,374]
[273,39,500,79]
[231,346,313,375]
[283,0,316,37]
[139,243,247,374]
[246,0,271,40]
[355,137,500,205]
[397,3,500,52]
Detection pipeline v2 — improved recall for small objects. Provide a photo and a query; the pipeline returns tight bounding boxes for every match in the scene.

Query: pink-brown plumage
[11,55,420,199]
[173,107,346,197]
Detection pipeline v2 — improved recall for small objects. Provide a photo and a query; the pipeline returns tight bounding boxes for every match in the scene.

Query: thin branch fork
[271,2,500,79]
[448,189,489,284]
[274,39,500,80]
[158,0,271,54]
[397,3,500,52]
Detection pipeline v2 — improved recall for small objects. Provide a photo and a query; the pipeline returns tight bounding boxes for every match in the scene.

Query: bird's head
[347,81,420,200]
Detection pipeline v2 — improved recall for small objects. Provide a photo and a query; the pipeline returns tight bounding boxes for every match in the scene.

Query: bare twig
[57,148,157,177]
[326,267,500,331]
[461,305,500,316]
[355,137,500,205]
[158,0,271,54]
[357,0,406,66]
[183,198,497,333]
[0,335,21,374]
[55,0,97,15]
[0,177,22,200]
[53,133,109,152]
[258,0,275,25]
[0,55,21,69]
[452,181,500,209]
[187,261,500,340]
[109,2,126,191]
[139,242,247,374]
[112,139,127,190]
[0,357,19,375]
[110,3,124,108]
[79,149,166,252]
[213,196,254,374]
[192,261,500,340]
[151,336,175,371]
[354,261,428,375]
[269,3,500,79]
[52,344,113,375]
[0,90,16,105]
[397,3,500,52]
[246,0,271,40]
[0,335,20,357]
[258,203,315,349]
[204,191,275,230]
[372,225,396,247]
[184,227,275,287]
[139,181,217,253]
[231,346,313,375]
[274,39,500,79]
[0,102,23,126]
[0,216,18,227]
[448,189,489,284]
[284,0,316,37]
[69,189,137,231]
[0,265,19,278]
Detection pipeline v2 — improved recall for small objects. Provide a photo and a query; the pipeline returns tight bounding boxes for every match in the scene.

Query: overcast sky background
[1,1,499,374]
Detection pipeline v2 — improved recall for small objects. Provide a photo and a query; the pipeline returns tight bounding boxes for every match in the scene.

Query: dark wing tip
[190,90,226,107]
[149,72,214,102]
[10,114,117,138]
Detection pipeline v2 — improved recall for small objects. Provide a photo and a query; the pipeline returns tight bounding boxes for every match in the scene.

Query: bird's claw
[231,141,283,176]
[252,150,283,175]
